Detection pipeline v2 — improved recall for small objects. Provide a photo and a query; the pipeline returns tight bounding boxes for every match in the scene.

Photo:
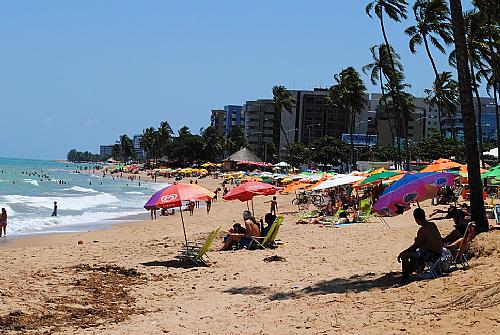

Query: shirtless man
[220,210,260,251]
[398,208,443,284]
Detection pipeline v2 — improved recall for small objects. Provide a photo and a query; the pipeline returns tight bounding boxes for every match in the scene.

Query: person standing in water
[52,201,58,217]
[0,208,7,237]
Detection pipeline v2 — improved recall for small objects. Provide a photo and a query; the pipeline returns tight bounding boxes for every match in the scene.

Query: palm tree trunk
[350,112,355,172]
[280,124,290,147]
[423,35,440,79]
[470,65,485,168]
[450,0,488,232]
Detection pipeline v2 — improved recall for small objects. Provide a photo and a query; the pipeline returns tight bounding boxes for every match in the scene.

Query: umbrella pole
[180,205,189,253]
[246,201,249,210]
[417,201,421,208]
[251,198,255,217]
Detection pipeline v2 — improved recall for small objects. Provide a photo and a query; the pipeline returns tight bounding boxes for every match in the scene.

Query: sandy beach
[0,175,499,334]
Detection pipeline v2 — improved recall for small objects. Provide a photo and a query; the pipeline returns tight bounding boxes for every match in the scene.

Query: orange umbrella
[459,165,488,174]
[282,182,309,193]
[307,176,330,190]
[421,159,463,172]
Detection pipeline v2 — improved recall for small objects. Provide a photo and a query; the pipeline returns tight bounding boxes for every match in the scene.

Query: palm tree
[474,0,500,160]
[424,72,459,139]
[363,44,404,152]
[405,0,453,80]
[272,86,296,147]
[366,0,408,168]
[330,67,367,171]
[449,0,488,232]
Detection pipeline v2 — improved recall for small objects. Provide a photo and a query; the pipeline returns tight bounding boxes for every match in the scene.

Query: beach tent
[226,148,262,163]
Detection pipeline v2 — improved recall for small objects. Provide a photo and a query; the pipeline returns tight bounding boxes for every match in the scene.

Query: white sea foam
[22,179,39,186]
[0,203,16,216]
[125,191,143,195]
[1,193,120,211]
[68,186,99,193]
[8,209,146,234]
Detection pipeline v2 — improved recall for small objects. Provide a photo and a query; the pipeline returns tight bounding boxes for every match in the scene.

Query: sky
[0,0,474,160]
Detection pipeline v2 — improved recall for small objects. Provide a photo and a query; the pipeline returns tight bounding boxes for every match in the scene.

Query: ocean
[0,157,165,236]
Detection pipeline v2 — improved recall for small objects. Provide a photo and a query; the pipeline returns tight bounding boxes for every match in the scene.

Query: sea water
[0,157,165,236]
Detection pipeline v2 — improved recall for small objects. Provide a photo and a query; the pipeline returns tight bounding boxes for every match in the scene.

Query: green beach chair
[249,216,284,249]
[356,199,373,222]
[177,226,221,266]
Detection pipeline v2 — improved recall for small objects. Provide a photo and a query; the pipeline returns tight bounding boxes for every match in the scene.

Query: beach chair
[247,216,284,249]
[452,222,476,268]
[356,199,373,222]
[177,226,221,266]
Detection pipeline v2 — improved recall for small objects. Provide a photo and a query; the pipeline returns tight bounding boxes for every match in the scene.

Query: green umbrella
[482,167,500,179]
[360,171,401,185]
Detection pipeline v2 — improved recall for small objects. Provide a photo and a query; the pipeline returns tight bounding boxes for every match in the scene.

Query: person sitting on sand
[397,208,443,284]
[442,210,471,255]
[0,208,7,237]
[260,213,277,236]
[220,210,260,251]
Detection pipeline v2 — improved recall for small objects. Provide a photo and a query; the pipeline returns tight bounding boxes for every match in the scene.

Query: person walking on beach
[206,199,212,214]
[150,207,157,220]
[52,201,58,217]
[0,208,7,237]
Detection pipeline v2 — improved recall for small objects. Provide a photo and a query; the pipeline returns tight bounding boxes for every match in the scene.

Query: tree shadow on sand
[140,260,200,269]
[269,272,400,301]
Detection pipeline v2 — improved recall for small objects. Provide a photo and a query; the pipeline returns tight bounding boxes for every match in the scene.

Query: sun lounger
[247,216,284,249]
[177,226,221,266]
[452,222,475,268]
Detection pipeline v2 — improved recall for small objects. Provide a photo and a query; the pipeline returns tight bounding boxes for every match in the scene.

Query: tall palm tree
[363,44,404,152]
[474,0,500,160]
[330,67,367,171]
[272,86,296,147]
[366,0,409,168]
[405,0,453,138]
[450,0,488,232]
[405,0,453,79]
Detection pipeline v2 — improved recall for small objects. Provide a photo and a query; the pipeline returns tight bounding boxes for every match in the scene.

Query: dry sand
[0,175,499,334]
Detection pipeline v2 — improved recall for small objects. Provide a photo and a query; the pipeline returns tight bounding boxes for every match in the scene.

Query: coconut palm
[424,71,459,139]
[449,0,488,232]
[330,67,367,171]
[362,44,404,148]
[272,86,296,147]
[366,0,408,168]
[405,0,453,79]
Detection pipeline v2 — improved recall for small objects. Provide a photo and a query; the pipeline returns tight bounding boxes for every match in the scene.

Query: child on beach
[188,201,195,216]
[0,208,7,237]
[266,196,278,215]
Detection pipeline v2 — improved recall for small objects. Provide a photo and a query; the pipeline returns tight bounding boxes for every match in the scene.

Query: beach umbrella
[144,184,215,248]
[420,158,462,172]
[223,181,280,214]
[313,174,366,190]
[282,182,309,193]
[359,171,401,185]
[373,172,456,215]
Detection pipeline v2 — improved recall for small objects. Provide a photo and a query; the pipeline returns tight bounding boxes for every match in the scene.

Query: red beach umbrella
[144,184,215,249]
[223,181,281,214]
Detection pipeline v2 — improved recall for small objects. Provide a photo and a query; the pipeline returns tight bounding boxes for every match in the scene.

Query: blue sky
[0,0,474,159]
